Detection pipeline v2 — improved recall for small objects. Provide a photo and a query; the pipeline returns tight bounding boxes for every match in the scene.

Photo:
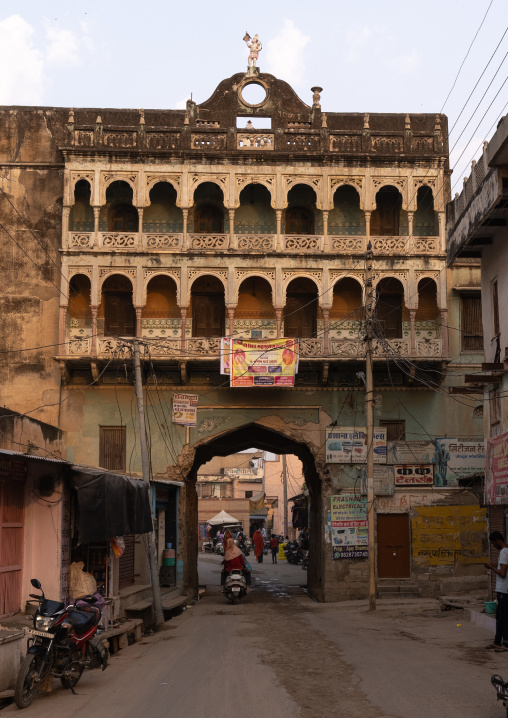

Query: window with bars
[99,426,126,471]
[380,420,406,442]
[461,295,483,351]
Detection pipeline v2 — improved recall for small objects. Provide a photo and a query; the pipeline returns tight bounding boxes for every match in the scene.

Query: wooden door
[284,295,317,338]
[104,293,135,336]
[192,294,225,337]
[100,427,126,472]
[285,207,314,235]
[0,479,25,617]
[194,206,224,233]
[376,293,402,338]
[118,534,135,589]
[377,514,410,578]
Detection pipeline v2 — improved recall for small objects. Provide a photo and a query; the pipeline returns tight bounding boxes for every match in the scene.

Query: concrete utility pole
[364,242,376,611]
[283,453,288,538]
[132,338,165,628]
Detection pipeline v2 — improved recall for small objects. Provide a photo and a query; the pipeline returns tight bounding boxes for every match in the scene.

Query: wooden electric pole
[365,242,376,611]
[283,454,288,539]
[132,338,165,628]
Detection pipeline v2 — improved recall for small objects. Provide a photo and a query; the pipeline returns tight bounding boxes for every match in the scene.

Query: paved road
[3,555,507,717]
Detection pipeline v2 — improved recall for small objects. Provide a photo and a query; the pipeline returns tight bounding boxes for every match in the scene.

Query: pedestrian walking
[253,528,264,563]
[484,531,508,651]
[269,534,279,564]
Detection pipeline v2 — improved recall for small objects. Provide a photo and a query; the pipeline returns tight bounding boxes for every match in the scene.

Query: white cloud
[0,15,44,104]
[385,48,421,75]
[346,26,376,64]
[265,20,310,85]
[45,24,81,67]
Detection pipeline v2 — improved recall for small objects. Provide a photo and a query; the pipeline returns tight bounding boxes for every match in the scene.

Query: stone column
[409,308,416,355]
[135,306,143,338]
[227,306,235,336]
[275,307,284,338]
[440,308,449,357]
[62,206,71,249]
[182,209,189,251]
[276,210,283,252]
[322,307,330,355]
[137,207,144,248]
[59,306,67,352]
[91,305,99,354]
[364,210,371,251]
[322,210,329,252]
[438,212,445,252]
[229,209,235,249]
[180,306,188,352]
[407,211,414,248]
[93,206,100,248]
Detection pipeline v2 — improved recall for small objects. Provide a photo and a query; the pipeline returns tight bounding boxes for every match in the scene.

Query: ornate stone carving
[329,270,364,284]
[330,176,363,191]
[146,174,181,188]
[373,339,410,356]
[74,130,94,146]
[70,171,94,190]
[330,236,365,252]
[103,131,137,148]
[188,269,228,284]
[371,135,403,153]
[142,318,182,337]
[144,269,180,283]
[236,235,275,250]
[192,134,227,150]
[372,177,406,192]
[284,235,322,251]
[148,340,181,356]
[372,236,407,253]
[414,237,439,253]
[330,339,363,356]
[100,233,137,248]
[416,339,441,356]
[67,338,91,355]
[199,416,231,434]
[99,268,136,280]
[412,136,434,152]
[145,132,180,150]
[284,175,321,190]
[189,234,228,249]
[190,173,228,193]
[69,266,92,280]
[299,339,323,356]
[330,135,361,152]
[97,337,132,357]
[187,338,221,355]
[282,270,322,282]
[145,234,182,249]
[284,134,320,151]
[237,133,274,149]
[283,416,306,426]
[69,233,92,248]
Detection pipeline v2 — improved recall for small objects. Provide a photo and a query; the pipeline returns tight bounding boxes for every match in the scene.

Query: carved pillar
[182,209,189,250]
[276,210,283,252]
[322,210,329,252]
[227,306,235,336]
[137,207,144,248]
[409,308,416,355]
[62,206,71,249]
[438,212,445,252]
[180,306,188,352]
[322,307,330,355]
[135,306,143,338]
[59,305,67,352]
[407,211,414,249]
[440,308,449,357]
[93,206,100,248]
[90,305,99,355]
[229,209,235,249]
[364,210,371,251]
[275,307,284,338]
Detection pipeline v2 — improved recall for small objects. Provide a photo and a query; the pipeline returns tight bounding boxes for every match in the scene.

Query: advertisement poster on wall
[394,465,434,486]
[230,338,298,387]
[326,427,387,464]
[434,438,485,487]
[220,337,231,375]
[486,430,508,504]
[330,494,368,559]
[172,393,198,427]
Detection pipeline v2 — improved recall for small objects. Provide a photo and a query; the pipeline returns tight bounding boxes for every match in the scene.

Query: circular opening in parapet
[240,82,267,107]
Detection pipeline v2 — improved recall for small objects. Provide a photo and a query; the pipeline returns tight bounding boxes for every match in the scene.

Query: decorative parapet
[416,339,441,356]
[237,133,274,149]
[299,338,323,357]
[67,338,91,355]
[97,337,132,357]
[330,339,363,356]
[413,236,439,253]
[192,133,227,150]
[187,337,221,356]
[68,232,92,248]
[371,236,407,253]
[99,232,138,248]
[283,235,323,251]
[143,233,182,250]
[188,234,229,250]
[235,234,275,251]
[329,236,366,253]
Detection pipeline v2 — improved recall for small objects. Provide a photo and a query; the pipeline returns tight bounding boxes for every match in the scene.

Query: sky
[0,0,506,193]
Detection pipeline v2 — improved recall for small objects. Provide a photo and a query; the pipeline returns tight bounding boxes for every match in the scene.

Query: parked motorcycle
[236,538,250,557]
[214,542,225,556]
[15,579,109,709]
[492,674,508,716]
[301,549,309,570]
[224,569,247,605]
[284,540,303,565]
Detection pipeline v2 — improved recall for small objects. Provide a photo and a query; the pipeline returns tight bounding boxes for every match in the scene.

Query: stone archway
[179,422,324,601]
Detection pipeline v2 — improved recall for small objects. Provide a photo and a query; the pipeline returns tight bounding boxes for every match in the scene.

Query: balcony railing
[65,231,441,255]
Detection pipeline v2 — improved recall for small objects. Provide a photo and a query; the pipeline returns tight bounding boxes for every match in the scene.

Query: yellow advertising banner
[411,505,487,565]
[230,338,298,387]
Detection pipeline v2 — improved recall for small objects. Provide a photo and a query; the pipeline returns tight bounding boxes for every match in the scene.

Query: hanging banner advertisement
[394,465,434,486]
[172,393,198,427]
[220,337,231,375]
[486,430,508,504]
[434,438,485,487]
[331,494,368,559]
[230,338,298,387]
[326,427,387,464]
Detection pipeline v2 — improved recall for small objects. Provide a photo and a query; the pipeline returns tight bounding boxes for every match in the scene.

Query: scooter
[492,675,508,716]
[15,578,109,709]
[224,569,247,605]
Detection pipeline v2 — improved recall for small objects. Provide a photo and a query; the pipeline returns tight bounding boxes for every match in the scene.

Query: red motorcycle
[15,578,109,709]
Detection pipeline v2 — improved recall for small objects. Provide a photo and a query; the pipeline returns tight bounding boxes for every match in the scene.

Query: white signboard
[386,441,435,465]
[394,465,434,486]
[172,393,198,427]
[435,438,485,487]
[326,427,387,464]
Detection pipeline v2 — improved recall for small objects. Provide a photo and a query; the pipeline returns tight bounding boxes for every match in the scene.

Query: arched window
[69,180,94,231]
[414,186,438,236]
[144,182,183,233]
[376,278,405,338]
[109,205,139,232]
[285,184,317,235]
[144,276,179,318]
[329,185,365,236]
[284,278,318,338]
[235,184,275,234]
[101,180,139,232]
[416,278,439,321]
[68,274,92,331]
[100,275,135,337]
[371,186,403,236]
[190,276,225,337]
[332,278,364,320]
[194,205,224,233]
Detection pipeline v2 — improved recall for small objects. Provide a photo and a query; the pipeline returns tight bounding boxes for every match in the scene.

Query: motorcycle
[15,578,109,709]
[224,569,247,605]
[284,540,303,565]
[236,538,250,557]
[492,675,508,716]
[214,542,225,556]
[301,549,309,570]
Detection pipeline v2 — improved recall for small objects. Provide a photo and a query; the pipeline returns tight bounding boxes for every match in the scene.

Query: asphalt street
[3,553,507,718]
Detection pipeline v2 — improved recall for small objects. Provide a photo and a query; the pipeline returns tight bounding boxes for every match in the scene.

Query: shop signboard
[331,494,368,559]
[230,338,298,387]
[394,465,434,486]
[326,427,386,464]
[486,430,508,504]
[172,393,198,427]
[434,438,485,487]
[386,441,434,465]
[0,455,28,481]
[220,337,231,375]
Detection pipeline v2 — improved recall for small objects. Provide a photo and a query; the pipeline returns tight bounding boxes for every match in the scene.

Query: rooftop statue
[243,32,262,68]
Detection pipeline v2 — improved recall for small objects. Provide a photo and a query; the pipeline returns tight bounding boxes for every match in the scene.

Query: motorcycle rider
[221,538,251,587]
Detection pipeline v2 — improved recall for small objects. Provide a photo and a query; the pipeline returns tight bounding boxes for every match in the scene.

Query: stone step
[377,584,422,597]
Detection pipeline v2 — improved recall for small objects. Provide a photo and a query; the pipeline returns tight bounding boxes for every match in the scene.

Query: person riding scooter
[221,539,251,587]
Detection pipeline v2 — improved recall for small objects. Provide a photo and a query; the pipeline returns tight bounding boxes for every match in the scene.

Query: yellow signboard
[411,505,487,565]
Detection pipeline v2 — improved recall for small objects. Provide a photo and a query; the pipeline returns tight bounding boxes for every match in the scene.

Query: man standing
[269,534,279,564]
[484,531,508,651]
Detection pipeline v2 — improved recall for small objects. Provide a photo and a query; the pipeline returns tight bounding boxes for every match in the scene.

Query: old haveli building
[0,57,488,605]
